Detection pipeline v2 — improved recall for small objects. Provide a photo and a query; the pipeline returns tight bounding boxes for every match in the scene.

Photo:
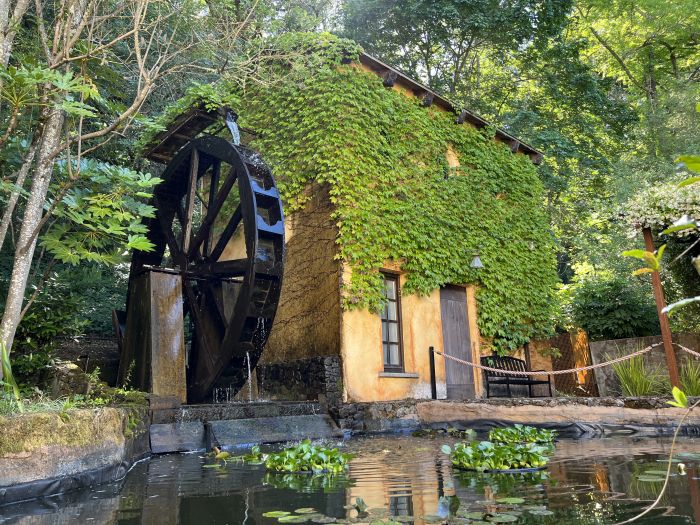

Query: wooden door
[440,286,475,399]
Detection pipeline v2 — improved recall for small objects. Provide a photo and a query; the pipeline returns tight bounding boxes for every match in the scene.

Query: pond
[2,434,699,524]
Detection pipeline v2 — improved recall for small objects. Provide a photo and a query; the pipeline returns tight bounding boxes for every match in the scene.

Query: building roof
[144,51,543,165]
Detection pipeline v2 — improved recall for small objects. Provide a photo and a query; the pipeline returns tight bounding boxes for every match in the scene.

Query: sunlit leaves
[39,161,161,265]
[667,386,688,408]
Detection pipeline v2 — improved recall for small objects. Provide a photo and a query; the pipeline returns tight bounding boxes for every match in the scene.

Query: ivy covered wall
[145,34,560,354]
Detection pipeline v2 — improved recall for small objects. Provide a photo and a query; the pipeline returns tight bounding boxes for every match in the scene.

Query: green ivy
[147,33,559,354]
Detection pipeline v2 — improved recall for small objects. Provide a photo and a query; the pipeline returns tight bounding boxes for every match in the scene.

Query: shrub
[441,441,551,471]
[570,277,659,342]
[488,424,556,444]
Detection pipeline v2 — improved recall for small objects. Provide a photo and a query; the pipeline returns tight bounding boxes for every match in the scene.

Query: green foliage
[3,274,87,384]
[610,354,670,397]
[260,439,353,473]
[41,161,161,265]
[488,424,557,445]
[0,342,22,411]
[569,276,659,341]
[668,386,689,409]
[441,440,551,471]
[680,360,700,397]
[626,179,700,237]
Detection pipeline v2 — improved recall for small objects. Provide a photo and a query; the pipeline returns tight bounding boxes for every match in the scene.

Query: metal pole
[643,227,681,388]
[429,346,437,400]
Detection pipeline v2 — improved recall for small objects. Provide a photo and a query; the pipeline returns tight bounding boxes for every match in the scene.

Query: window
[381,273,403,371]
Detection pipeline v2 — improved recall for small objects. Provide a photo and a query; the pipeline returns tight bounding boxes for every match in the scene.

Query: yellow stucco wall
[262,183,342,364]
[340,266,484,402]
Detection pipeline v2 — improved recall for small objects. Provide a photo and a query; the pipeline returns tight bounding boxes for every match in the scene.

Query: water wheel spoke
[182,149,199,253]
[202,159,221,255]
[187,166,238,259]
[153,195,182,260]
[208,204,242,261]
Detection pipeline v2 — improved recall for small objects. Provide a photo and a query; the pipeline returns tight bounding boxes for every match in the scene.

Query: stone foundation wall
[336,396,700,436]
[256,356,343,408]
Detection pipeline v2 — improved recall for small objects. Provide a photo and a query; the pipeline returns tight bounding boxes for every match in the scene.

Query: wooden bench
[481,355,553,398]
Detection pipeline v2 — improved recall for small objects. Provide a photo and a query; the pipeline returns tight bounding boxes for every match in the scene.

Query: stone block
[149,422,205,453]
[210,414,341,447]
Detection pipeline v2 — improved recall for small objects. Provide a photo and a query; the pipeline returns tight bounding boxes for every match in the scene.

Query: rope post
[429,346,437,400]
[643,227,681,388]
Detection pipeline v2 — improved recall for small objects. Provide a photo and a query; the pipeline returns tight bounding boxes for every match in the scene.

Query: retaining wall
[0,406,149,506]
[589,333,700,396]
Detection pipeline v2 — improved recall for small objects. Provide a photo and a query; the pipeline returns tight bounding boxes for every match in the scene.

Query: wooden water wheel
[118,134,285,403]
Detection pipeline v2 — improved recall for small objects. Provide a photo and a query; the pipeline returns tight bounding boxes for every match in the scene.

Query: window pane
[383,343,389,364]
[385,278,396,300]
[389,344,400,365]
[388,323,398,342]
[382,322,388,342]
[387,301,397,321]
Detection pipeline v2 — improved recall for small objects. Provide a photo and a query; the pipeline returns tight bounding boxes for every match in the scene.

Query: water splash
[246,351,253,403]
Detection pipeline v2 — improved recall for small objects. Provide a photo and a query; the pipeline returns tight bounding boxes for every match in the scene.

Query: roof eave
[358,52,543,165]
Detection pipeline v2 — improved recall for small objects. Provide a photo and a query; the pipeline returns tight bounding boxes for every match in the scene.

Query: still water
[2,434,700,524]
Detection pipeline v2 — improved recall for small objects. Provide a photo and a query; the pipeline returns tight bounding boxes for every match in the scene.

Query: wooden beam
[643,226,681,388]
[422,92,434,107]
[382,70,398,87]
[509,139,520,153]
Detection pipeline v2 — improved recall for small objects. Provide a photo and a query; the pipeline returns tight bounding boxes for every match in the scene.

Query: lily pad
[459,511,486,519]
[529,509,554,516]
[487,514,519,523]
[636,475,665,482]
[279,516,310,523]
[296,508,318,514]
[310,517,336,524]
[496,497,525,504]
[263,511,292,518]
[643,470,670,476]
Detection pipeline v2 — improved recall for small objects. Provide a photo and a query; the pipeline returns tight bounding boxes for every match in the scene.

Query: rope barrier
[433,341,700,377]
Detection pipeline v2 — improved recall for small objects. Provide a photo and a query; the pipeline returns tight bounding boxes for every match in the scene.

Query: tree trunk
[0,0,31,67]
[0,140,38,251]
[0,105,64,372]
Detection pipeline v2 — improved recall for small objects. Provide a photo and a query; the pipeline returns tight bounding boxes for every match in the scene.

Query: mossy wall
[0,406,148,488]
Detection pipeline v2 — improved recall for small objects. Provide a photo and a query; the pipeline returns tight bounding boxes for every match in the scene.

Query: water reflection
[1,435,699,524]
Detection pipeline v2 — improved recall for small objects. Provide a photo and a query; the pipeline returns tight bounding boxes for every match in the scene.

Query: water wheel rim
[127,136,284,403]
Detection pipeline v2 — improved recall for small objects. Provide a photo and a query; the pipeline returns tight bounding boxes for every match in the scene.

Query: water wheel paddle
[122,135,285,403]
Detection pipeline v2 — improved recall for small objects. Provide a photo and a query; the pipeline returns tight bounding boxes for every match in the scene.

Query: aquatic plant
[442,441,550,471]
[243,440,353,473]
[488,424,556,444]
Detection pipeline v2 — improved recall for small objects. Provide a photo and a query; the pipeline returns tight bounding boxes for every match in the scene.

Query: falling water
[246,351,253,402]
[225,110,241,146]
